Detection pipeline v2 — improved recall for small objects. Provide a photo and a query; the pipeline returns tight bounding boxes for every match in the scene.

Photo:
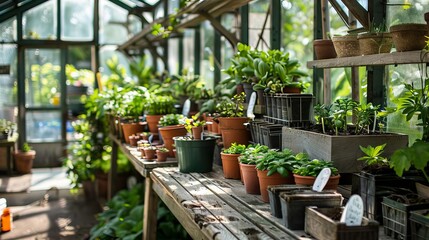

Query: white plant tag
[340,194,364,226]
[247,92,257,120]
[312,167,331,192]
[182,99,191,116]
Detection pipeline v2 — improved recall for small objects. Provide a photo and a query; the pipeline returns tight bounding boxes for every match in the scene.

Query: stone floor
[0,168,100,240]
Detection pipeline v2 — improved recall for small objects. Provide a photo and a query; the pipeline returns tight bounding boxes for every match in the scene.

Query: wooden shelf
[307,50,429,69]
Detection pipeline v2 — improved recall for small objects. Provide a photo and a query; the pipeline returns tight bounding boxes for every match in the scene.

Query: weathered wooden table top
[151,166,310,240]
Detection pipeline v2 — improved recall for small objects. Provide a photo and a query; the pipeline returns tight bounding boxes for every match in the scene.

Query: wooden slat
[307,50,429,69]
[339,0,369,29]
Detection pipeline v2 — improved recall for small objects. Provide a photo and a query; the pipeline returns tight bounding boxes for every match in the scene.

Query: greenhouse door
[23,48,66,167]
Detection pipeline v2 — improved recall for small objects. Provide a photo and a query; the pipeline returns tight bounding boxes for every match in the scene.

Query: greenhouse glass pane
[157,46,165,73]
[168,0,180,14]
[25,49,61,107]
[155,4,165,19]
[61,0,94,41]
[0,44,17,121]
[99,0,129,44]
[220,14,236,81]
[183,29,195,73]
[249,0,270,51]
[0,17,17,42]
[200,21,214,90]
[26,111,61,142]
[22,0,57,40]
[387,0,428,25]
[168,38,179,75]
[129,15,142,36]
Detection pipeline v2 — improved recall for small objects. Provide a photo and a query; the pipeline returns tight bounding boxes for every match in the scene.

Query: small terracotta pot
[239,163,260,195]
[121,122,145,144]
[257,170,294,203]
[143,148,156,160]
[129,135,140,147]
[313,39,337,59]
[156,150,169,162]
[293,174,340,190]
[192,126,204,140]
[221,153,241,179]
[146,115,163,134]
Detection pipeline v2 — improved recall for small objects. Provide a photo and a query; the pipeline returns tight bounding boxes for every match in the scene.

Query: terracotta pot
[212,119,220,134]
[158,125,187,157]
[257,170,294,203]
[282,86,301,93]
[128,135,140,147]
[143,148,156,160]
[121,122,145,144]
[146,115,163,134]
[218,117,250,148]
[390,23,428,52]
[156,150,169,162]
[13,150,36,174]
[293,174,340,190]
[221,153,241,179]
[205,116,214,132]
[358,32,393,55]
[192,126,204,140]
[239,163,260,194]
[332,35,360,57]
[313,39,337,59]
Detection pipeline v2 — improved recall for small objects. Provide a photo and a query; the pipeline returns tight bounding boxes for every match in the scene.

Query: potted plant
[215,92,251,148]
[293,158,340,190]
[184,113,206,140]
[13,142,36,174]
[390,23,428,52]
[221,143,246,180]
[142,145,157,160]
[156,147,169,162]
[332,34,360,57]
[173,135,217,173]
[144,94,176,136]
[283,98,408,173]
[117,86,149,144]
[358,20,393,55]
[158,114,187,157]
[238,144,270,194]
[255,148,297,202]
[313,36,337,59]
[355,144,421,222]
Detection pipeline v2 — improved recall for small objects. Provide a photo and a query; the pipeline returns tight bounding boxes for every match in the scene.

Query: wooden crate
[305,206,379,240]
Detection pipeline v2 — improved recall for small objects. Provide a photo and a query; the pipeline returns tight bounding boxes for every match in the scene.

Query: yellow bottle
[1,208,12,232]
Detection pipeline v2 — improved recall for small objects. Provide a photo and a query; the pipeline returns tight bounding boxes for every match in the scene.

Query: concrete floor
[0,168,100,240]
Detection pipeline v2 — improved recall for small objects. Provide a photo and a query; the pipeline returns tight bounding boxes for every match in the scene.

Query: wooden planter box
[282,128,408,173]
[305,206,379,240]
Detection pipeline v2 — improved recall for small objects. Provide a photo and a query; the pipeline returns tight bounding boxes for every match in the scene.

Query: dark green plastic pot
[174,136,216,173]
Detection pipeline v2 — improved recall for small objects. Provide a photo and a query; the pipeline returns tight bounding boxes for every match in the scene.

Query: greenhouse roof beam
[338,0,369,29]
[328,0,349,28]
[0,0,48,23]
[201,12,239,49]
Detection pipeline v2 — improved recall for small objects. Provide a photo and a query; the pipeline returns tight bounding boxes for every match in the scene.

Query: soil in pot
[239,163,260,194]
[332,35,360,57]
[257,170,294,203]
[358,33,393,55]
[221,153,241,179]
[390,23,428,52]
[313,39,337,59]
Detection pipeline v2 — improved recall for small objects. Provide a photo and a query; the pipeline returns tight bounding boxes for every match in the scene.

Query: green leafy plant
[390,141,429,183]
[238,144,269,165]
[293,159,339,177]
[358,144,389,167]
[22,143,32,152]
[255,148,301,177]
[145,94,176,115]
[158,114,186,127]
[223,143,247,154]
[215,92,246,117]
[157,147,169,153]
[184,113,206,135]
[117,86,150,122]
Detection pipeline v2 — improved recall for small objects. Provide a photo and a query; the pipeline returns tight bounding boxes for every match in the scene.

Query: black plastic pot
[174,136,216,173]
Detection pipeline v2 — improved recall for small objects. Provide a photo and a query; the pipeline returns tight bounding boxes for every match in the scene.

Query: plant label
[247,92,257,120]
[148,134,153,144]
[182,98,191,116]
[340,194,363,226]
[312,167,331,192]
